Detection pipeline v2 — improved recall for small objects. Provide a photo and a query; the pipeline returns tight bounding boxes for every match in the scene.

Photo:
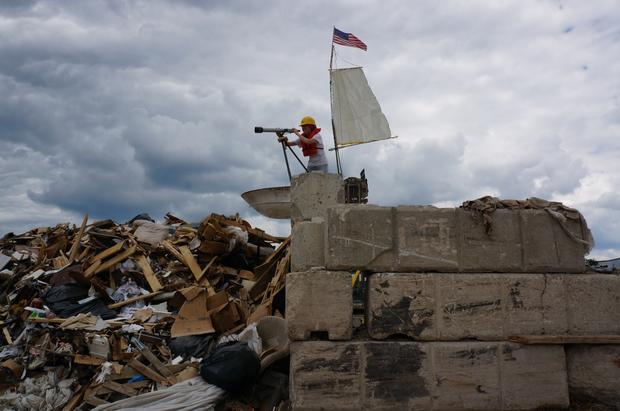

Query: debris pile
[0,212,291,410]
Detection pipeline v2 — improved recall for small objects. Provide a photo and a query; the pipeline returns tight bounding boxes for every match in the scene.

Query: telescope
[254,127,296,134]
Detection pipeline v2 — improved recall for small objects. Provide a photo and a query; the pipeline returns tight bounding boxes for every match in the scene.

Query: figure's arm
[277,132,297,147]
[292,129,318,145]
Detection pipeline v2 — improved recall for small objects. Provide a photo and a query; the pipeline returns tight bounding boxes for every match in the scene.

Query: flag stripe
[332,27,367,51]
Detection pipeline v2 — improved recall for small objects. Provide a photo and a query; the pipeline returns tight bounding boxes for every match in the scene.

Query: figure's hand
[292,128,301,136]
[278,135,288,143]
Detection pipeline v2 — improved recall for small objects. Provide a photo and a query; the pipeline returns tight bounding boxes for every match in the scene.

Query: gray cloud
[1,0,619,259]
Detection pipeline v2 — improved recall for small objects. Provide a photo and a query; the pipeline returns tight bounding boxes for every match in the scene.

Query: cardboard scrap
[170,287,215,337]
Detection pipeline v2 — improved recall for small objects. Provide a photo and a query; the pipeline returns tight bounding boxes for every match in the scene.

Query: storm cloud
[1,0,619,258]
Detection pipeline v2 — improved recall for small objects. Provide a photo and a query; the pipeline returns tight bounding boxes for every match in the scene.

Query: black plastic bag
[169,334,215,359]
[199,342,260,392]
[42,284,117,320]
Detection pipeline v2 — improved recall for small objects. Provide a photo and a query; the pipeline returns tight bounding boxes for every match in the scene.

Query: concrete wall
[287,173,616,410]
[291,341,569,411]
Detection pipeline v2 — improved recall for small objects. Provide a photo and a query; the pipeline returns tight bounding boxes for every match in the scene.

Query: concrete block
[500,343,569,410]
[396,206,458,271]
[566,274,620,335]
[521,210,586,273]
[286,270,352,340]
[290,341,568,411]
[367,273,436,340]
[551,216,588,272]
[566,345,620,408]
[367,273,569,340]
[290,342,362,411]
[290,172,344,223]
[291,219,325,272]
[322,205,589,273]
[438,274,568,340]
[325,205,395,271]
[458,209,522,272]
[501,274,568,337]
[364,342,433,410]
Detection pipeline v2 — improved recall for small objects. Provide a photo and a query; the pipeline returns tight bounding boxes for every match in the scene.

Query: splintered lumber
[74,354,105,366]
[509,335,620,344]
[107,291,163,309]
[135,254,162,292]
[128,358,168,384]
[68,214,88,263]
[102,380,138,397]
[85,244,137,278]
[89,240,126,264]
[179,245,203,281]
[61,387,84,411]
[3,327,12,344]
[161,240,186,263]
[136,345,176,384]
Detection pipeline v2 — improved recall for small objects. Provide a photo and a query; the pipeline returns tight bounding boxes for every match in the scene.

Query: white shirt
[292,133,328,167]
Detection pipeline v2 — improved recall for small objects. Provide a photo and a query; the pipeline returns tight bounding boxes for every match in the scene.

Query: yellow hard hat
[299,116,316,126]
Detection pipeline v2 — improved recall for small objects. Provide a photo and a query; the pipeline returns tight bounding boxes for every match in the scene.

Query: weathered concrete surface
[566,274,620,335]
[290,341,568,411]
[397,206,459,271]
[566,345,620,408]
[520,210,587,273]
[326,205,395,271]
[368,273,620,340]
[286,270,352,341]
[290,172,344,224]
[458,209,522,272]
[325,205,589,273]
[291,218,325,272]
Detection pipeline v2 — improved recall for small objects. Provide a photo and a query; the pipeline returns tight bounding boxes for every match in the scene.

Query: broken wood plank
[2,328,12,345]
[161,240,186,263]
[200,255,218,279]
[74,354,105,366]
[68,214,88,263]
[128,358,168,384]
[179,245,203,281]
[509,335,620,345]
[61,386,84,411]
[137,346,176,384]
[107,291,163,309]
[83,259,101,278]
[85,244,137,278]
[102,380,138,397]
[77,246,91,262]
[135,254,162,292]
[84,396,109,407]
[87,240,126,265]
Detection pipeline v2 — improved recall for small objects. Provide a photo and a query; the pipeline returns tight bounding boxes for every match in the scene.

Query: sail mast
[329,41,343,175]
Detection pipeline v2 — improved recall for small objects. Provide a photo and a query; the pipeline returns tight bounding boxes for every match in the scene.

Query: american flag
[332,27,367,51]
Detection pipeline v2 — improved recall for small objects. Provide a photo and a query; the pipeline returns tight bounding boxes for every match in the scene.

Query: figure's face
[301,125,313,134]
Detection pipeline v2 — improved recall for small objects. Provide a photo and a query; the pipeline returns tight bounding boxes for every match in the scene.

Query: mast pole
[329,39,343,175]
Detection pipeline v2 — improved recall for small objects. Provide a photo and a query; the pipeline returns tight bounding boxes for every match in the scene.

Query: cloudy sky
[1,0,619,259]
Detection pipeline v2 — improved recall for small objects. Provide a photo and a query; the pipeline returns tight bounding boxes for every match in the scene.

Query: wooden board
[135,254,162,292]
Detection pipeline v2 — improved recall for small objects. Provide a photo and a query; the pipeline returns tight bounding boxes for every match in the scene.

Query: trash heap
[0,212,291,410]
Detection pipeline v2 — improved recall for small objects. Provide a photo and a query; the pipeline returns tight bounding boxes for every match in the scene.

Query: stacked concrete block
[286,173,615,409]
[291,218,325,272]
[290,172,344,224]
[290,172,343,272]
[325,205,589,273]
[367,273,620,340]
[285,270,352,341]
[566,345,620,407]
[291,341,569,411]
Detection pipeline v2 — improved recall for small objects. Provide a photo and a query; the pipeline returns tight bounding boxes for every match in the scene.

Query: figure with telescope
[278,116,328,173]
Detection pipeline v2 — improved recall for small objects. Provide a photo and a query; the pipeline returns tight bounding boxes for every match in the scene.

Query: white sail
[330,67,394,148]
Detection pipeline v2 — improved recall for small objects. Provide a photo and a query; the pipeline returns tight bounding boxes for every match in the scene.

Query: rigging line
[332,47,360,68]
